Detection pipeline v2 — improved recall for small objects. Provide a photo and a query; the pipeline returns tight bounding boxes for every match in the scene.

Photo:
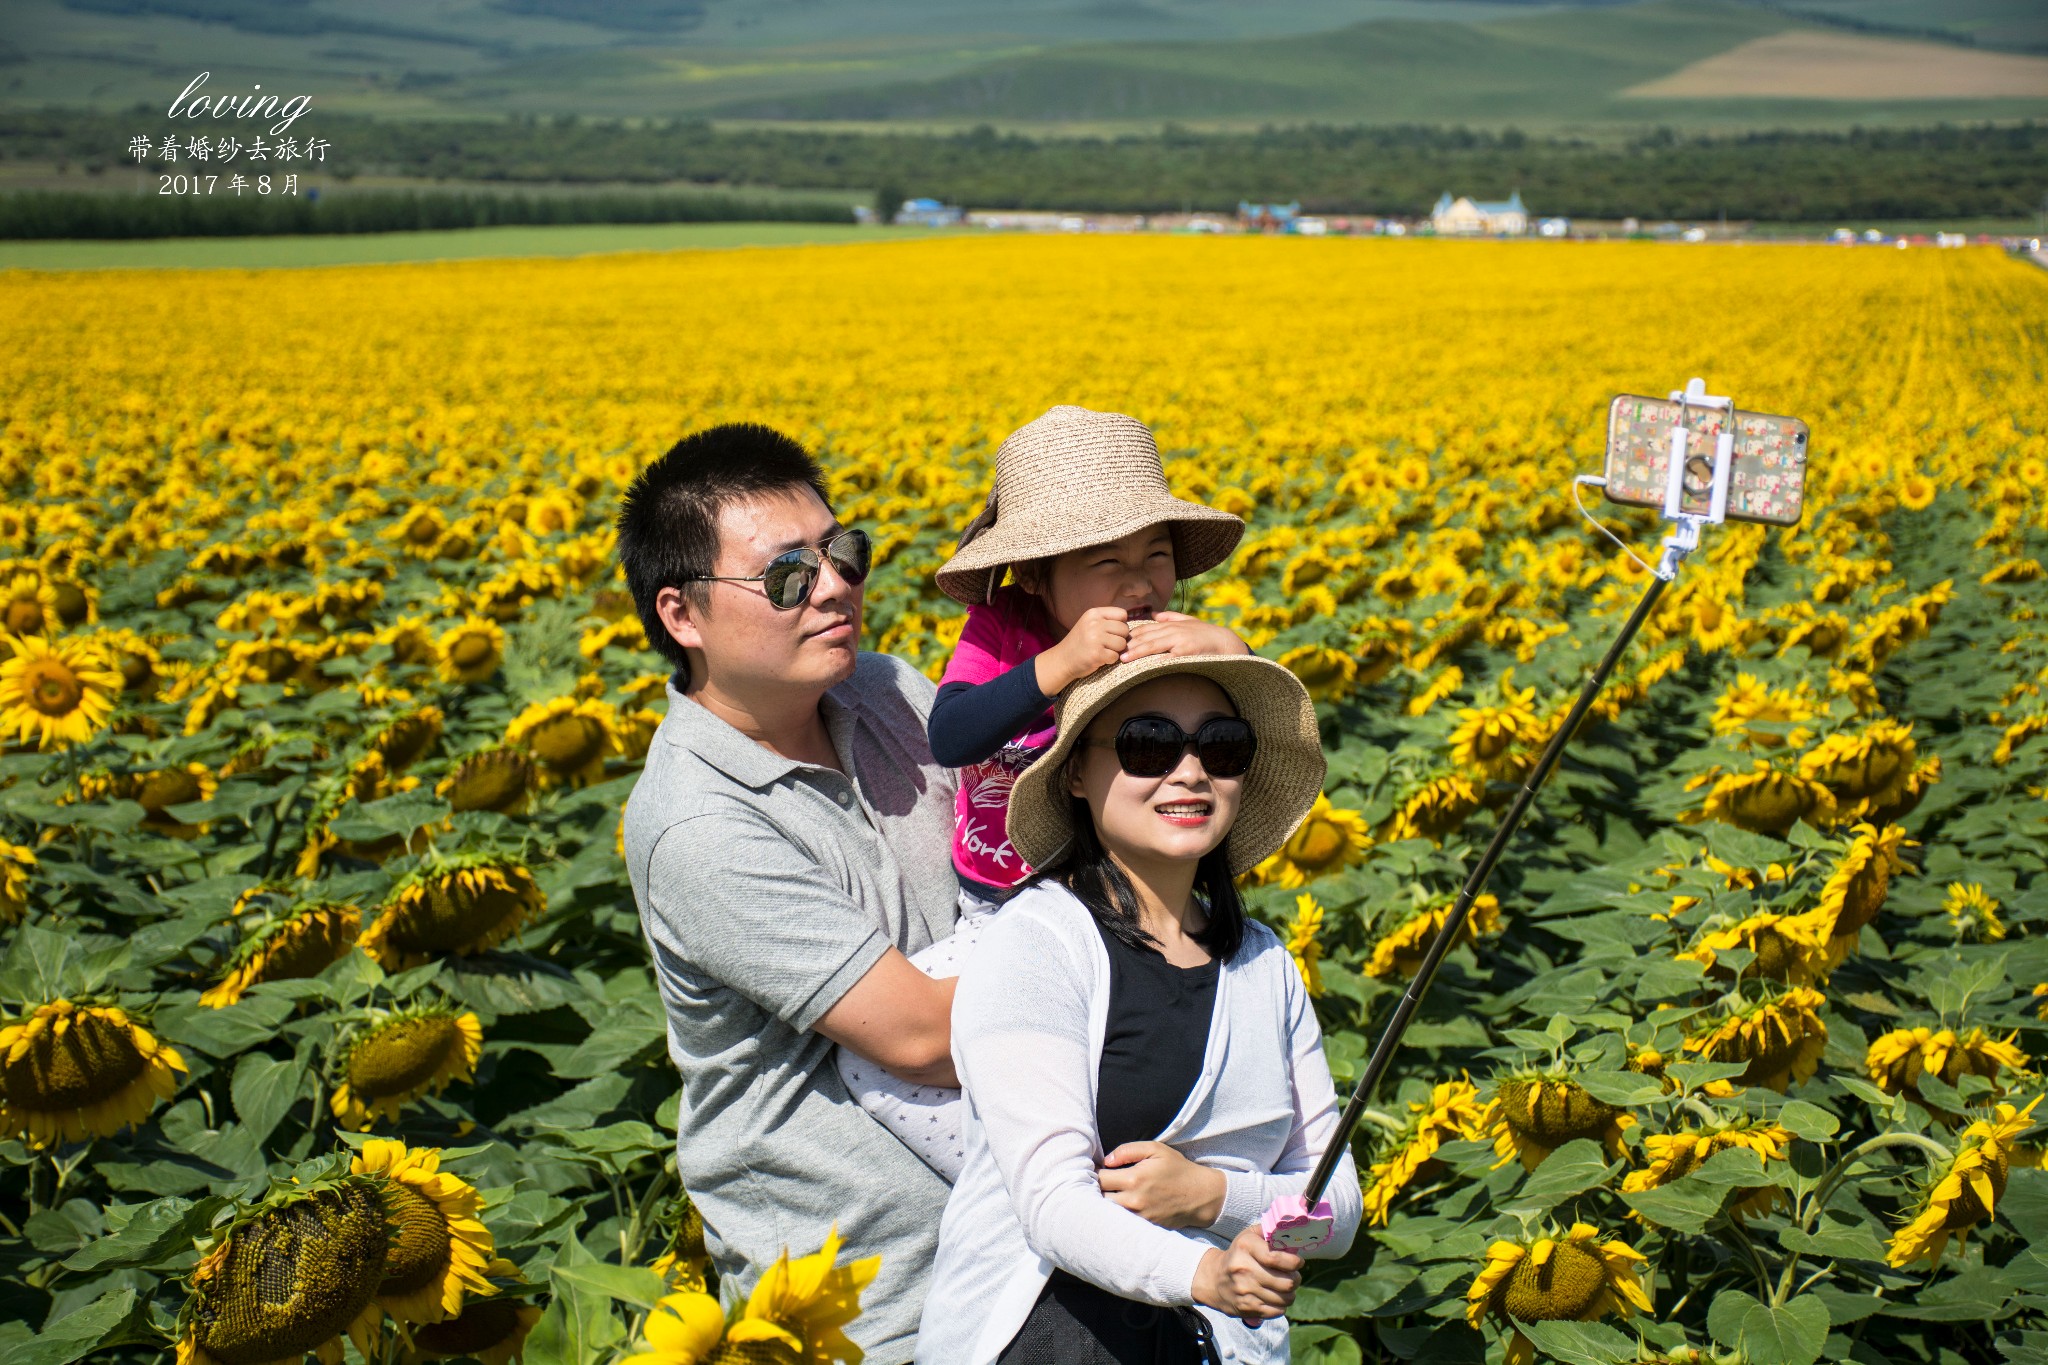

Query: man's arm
[814,952,959,1088]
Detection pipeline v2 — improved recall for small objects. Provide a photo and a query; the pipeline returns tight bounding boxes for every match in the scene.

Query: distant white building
[894,197,963,227]
[1431,191,1527,236]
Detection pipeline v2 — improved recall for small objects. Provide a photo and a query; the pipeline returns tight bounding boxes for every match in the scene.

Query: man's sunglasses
[1085,715,1257,779]
[682,528,872,610]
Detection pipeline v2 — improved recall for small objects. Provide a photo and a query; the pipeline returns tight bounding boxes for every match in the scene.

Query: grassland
[0,220,924,271]
[1626,30,2048,98]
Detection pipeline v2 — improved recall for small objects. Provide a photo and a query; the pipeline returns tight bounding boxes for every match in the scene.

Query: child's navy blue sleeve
[927,660,1053,768]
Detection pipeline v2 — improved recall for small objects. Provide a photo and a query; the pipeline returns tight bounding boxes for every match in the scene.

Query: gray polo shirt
[622,651,960,1363]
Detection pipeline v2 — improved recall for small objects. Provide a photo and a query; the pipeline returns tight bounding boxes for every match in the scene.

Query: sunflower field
[0,234,2044,1365]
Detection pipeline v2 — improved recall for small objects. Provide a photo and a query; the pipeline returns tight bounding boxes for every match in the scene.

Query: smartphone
[1603,394,1810,527]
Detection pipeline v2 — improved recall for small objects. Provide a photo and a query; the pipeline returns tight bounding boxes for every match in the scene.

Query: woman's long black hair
[1026,782,1247,963]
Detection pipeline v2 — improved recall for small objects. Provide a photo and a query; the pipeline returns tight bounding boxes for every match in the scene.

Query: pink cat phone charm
[1260,1194,1335,1250]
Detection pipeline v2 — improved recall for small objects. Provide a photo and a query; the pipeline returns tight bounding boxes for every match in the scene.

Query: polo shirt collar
[659,667,866,790]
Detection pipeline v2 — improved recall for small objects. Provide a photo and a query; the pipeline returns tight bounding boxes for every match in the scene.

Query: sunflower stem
[1720,1222,1775,1299]
[1804,1131,1953,1231]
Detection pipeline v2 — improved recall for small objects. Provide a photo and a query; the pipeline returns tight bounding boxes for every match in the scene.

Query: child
[835,403,1250,1179]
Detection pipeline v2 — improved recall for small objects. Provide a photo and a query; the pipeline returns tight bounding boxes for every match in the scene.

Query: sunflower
[619,1290,728,1365]
[361,857,545,970]
[436,617,505,685]
[1776,606,1849,660]
[1866,1027,2028,1101]
[1798,719,1917,817]
[330,1006,484,1131]
[0,838,34,924]
[1252,794,1372,887]
[1365,895,1501,979]
[1897,472,1936,511]
[435,747,537,815]
[1681,987,1828,1091]
[1942,882,2005,942]
[618,707,663,763]
[505,695,620,787]
[0,631,124,750]
[177,1176,390,1365]
[401,1269,542,1365]
[1993,715,2047,768]
[1865,752,1942,826]
[1406,664,1463,716]
[354,1139,496,1324]
[0,999,187,1146]
[1379,773,1483,845]
[377,615,440,667]
[1447,676,1540,782]
[1887,1097,2042,1268]
[1709,673,1818,751]
[1621,1120,1792,1221]
[0,565,60,636]
[726,1224,880,1365]
[371,705,445,773]
[652,1193,715,1295]
[1812,822,1908,955]
[1683,591,1748,652]
[1466,1223,1652,1365]
[1689,761,1837,837]
[1487,1070,1634,1170]
[1284,893,1326,996]
[1675,911,1833,987]
[1352,618,1412,685]
[1362,1078,1492,1225]
[201,902,363,1008]
[1276,644,1358,703]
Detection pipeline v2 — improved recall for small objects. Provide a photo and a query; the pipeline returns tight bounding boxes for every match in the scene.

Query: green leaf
[1570,1071,1668,1107]
[155,996,298,1059]
[1708,1290,1828,1365]
[62,1196,227,1272]
[1517,1319,1638,1365]
[526,1240,627,1365]
[0,923,76,1000]
[550,1262,667,1310]
[1663,1060,1749,1092]
[164,778,282,825]
[17,1288,140,1365]
[1775,1100,1840,1141]
[230,1051,306,1148]
[1501,1139,1616,1216]
[22,1200,104,1255]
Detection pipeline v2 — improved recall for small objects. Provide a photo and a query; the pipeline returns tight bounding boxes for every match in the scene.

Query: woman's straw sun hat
[1006,652,1328,879]
[935,405,1245,607]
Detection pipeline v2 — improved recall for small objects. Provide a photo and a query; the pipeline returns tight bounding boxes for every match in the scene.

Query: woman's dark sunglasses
[1088,715,1257,779]
[682,528,872,610]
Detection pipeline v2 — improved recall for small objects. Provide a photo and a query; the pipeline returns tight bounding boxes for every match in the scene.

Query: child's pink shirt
[936,586,1061,888]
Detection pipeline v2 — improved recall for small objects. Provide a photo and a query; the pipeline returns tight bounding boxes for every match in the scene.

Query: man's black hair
[615,423,832,678]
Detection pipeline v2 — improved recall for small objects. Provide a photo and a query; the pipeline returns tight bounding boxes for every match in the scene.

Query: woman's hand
[1097,1141,1227,1228]
[1119,611,1253,663]
[1190,1225,1302,1321]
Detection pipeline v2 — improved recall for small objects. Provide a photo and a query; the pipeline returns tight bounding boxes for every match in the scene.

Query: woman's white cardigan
[914,882,1363,1364]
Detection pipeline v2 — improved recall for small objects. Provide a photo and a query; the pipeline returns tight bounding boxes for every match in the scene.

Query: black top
[927,659,1054,768]
[1092,915,1220,1154]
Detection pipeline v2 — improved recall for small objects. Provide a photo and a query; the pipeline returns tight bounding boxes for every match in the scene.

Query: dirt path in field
[1624,30,2048,101]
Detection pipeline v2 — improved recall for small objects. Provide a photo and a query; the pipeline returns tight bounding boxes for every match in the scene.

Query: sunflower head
[0,998,188,1147]
[371,706,445,773]
[1365,894,1501,980]
[200,901,363,1008]
[361,854,545,970]
[1621,1119,1792,1221]
[1888,1096,2041,1267]
[1681,986,1829,1092]
[1488,1069,1634,1170]
[1377,772,1482,845]
[1276,644,1359,703]
[505,695,619,787]
[178,1175,391,1365]
[436,747,538,814]
[1465,1222,1652,1337]
[1676,911,1833,987]
[731,1224,880,1365]
[330,1005,483,1132]
[0,632,125,751]
[1251,794,1372,887]
[1692,761,1837,837]
[1363,1078,1492,1225]
[1814,822,1909,949]
[353,1138,496,1323]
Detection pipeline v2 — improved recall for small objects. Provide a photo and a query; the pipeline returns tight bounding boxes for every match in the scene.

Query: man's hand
[1191,1225,1302,1321]
[814,949,958,1087]
[1097,1141,1227,1228]
[1036,606,1131,695]
[1119,611,1252,663]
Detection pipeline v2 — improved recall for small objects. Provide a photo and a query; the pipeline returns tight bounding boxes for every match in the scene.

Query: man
[617,423,960,1361]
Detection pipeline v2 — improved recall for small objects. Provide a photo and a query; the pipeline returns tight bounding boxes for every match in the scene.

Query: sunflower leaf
[61,1196,226,1272]
[1517,1319,1638,1365]
[550,1262,667,1310]
[1500,1139,1617,1216]
[1570,1070,1669,1107]
[229,1049,306,1147]
[17,1288,139,1365]
[1707,1289,1829,1365]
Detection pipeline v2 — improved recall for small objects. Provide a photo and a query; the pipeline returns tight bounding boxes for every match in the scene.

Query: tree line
[5,107,2043,225]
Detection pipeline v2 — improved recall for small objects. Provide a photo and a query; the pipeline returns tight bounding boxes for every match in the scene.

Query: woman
[916,652,1363,1365]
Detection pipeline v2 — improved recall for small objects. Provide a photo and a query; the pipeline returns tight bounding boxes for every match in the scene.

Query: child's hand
[1191,1225,1302,1322]
[1097,1141,1228,1228]
[1036,606,1130,694]
[1121,611,1253,663]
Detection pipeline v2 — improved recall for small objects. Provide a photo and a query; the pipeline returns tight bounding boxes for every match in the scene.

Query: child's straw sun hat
[935,405,1245,607]
[1005,652,1328,879]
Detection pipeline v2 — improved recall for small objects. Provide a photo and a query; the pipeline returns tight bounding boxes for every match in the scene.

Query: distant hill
[4,0,2045,129]
[705,1,2048,127]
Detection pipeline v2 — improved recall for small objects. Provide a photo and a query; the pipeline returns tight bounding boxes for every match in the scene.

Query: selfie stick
[1254,378,1743,1262]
